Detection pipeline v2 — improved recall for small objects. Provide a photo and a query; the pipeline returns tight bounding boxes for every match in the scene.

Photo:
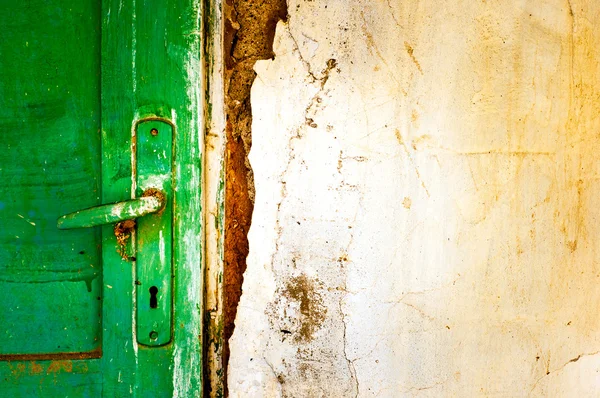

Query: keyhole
[149,286,158,309]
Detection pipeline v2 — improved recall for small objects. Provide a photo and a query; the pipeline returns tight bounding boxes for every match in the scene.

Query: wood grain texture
[0,0,103,360]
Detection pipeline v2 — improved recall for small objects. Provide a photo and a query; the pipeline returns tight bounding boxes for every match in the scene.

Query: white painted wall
[228,1,600,396]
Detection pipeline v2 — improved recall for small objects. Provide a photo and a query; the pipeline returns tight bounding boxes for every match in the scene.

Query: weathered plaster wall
[228,0,600,396]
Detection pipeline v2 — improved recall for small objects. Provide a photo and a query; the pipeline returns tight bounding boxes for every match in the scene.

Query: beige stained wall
[227,0,600,396]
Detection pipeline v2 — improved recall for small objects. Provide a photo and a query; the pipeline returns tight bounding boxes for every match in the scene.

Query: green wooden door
[0,1,203,396]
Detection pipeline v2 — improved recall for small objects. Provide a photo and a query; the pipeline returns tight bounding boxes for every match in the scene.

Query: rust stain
[404,42,423,74]
[0,348,101,362]
[114,219,136,260]
[410,109,419,125]
[394,128,404,145]
[142,187,167,214]
[46,360,73,374]
[9,363,26,379]
[402,197,412,209]
[29,362,43,375]
[394,129,430,197]
[360,14,393,72]
[3,355,92,384]
[358,8,405,91]
[561,179,586,253]
[411,134,432,151]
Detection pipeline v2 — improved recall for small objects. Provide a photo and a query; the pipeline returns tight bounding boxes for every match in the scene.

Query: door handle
[57,119,174,347]
[56,190,166,229]
[56,119,174,347]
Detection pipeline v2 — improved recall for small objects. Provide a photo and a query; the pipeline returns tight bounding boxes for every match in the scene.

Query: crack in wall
[257,23,360,394]
[529,350,600,395]
[335,169,362,397]
[339,299,360,398]
[223,0,287,396]
[267,25,339,282]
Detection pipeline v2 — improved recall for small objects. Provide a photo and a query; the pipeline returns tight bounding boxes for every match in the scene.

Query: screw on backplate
[149,331,158,340]
[150,128,159,136]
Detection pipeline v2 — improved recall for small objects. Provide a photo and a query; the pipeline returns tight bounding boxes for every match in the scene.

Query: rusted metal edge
[0,348,102,362]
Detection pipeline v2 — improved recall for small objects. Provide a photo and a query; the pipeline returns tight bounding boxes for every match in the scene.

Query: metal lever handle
[57,190,165,229]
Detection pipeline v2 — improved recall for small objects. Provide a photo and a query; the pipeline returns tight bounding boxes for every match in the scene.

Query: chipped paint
[131,0,136,94]
[111,196,162,217]
[170,0,204,395]
[15,214,35,226]
[138,174,171,191]
[159,229,165,265]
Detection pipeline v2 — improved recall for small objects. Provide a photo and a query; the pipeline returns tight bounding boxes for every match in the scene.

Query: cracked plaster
[228,0,600,396]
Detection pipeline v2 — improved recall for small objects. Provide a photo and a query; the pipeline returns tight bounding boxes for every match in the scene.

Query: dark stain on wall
[267,274,327,344]
[223,0,287,395]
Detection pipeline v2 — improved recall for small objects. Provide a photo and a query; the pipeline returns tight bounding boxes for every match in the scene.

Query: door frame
[202,0,227,395]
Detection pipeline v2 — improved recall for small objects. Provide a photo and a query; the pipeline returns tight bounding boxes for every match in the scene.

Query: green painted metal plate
[136,120,173,346]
